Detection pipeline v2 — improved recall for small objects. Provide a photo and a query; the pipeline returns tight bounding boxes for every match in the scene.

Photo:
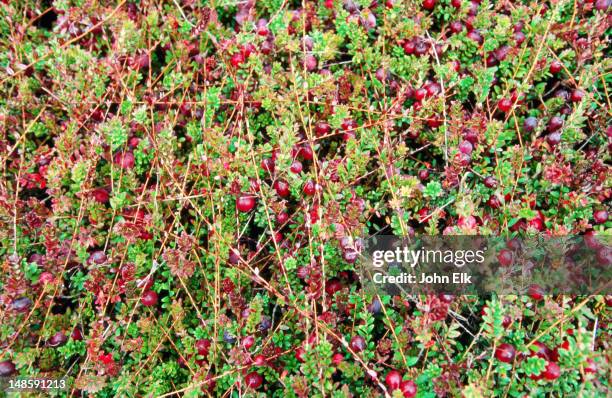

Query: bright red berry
[400,380,417,398]
[549,60,563,74]
[498,98,512,113]
[542,361,561,380]
[303,180,316,196]
[274,180,290,198]
[423,0,436,10]
[385,370,402,390]
[236,195,256,212]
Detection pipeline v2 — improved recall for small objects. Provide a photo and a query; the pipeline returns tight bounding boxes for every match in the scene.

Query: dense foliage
[0,0,610,397]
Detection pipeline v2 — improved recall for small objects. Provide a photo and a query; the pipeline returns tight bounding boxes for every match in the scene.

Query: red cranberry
[459,140,473,155]
[0,360,16,377]
[48,331,67,347]
[523,116,538,132]
[546,132,562,146]
[467,30,483,45]
[423,0,436,10]
[584,358,597,373]
[274,180,290,198]
[542,361,561,380]
[303,180,316,196]
[513,31,526,45]
[349,335,366,352]
[498,98,512,113]
[315,121,331,136]
[595,0,611,10]
[71,328,83,341]
[403,40,415,54]
[547,116,563,132]
[593,209,608,224]
[244,371,263,389]
[89,250,107,265]
[484,176,497,188]
[261,157,275,173]
[242,335,255,350]
[290,161,303,174]
[529,341,552,360]
[295,346,306,362]
[450,21,464,33]
[528,284,545,301]
[385,370,402,390]
[570,89,584,102]
[418,169,430,180]
[400,380,417,398]
[298,145,313,160]
[196,339,211,356]
[332,353,344,365]
[497,249,513,266]
[495,343,516,363]
[549,60,563,74]
[141,290,158,306]
[91,188,109,203]
[114,151,135,169]
[277,212,289,224]
[236,195,256,212]
[451,0,462,7]
[304,54,318,71]
[230,52,245,68]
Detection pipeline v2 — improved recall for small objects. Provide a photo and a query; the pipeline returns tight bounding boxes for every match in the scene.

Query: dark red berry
[546,132,561,146]
[484,176,497,188]
[495,343,516,363]
[349,335,366,352]
[91,188,109,204]
[230,52,245,68]
[242,335,255,350]
[547,116,563,132]
[48,331,67,347]
[0,360,16,377]
[315,121,331,136]
[196,339,211,356]
[570,89,584,102]
[459,140,473,155]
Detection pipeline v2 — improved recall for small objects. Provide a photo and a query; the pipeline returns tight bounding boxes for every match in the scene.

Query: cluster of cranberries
[385,370,417,398]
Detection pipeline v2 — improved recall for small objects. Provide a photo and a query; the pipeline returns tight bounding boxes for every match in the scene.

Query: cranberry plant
[0,0,610,397]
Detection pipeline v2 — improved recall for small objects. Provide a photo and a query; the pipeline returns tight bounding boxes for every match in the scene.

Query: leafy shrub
[0,0,609,397]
